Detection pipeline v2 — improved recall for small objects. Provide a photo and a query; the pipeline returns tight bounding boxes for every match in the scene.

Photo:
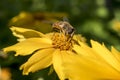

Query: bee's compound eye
[68,28,74,34]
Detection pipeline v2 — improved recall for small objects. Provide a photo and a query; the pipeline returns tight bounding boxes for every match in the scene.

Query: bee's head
[52,21,64,32]
[61,21,75,35]
[52,21,75,37]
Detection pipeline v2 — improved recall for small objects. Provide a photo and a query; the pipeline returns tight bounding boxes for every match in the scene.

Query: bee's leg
[67,36,72,42]
[59,30,63,39]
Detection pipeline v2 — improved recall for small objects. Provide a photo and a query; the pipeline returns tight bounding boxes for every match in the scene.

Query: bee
[52,21,75,40]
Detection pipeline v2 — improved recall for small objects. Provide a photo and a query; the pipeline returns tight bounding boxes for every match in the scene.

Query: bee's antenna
[63,17,69,22]
[42,20,54,25]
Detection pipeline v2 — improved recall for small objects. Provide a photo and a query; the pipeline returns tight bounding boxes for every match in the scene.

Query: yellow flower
[63,40,120,80]
[112,20,120,32]
[9,11,68,33]
[3,26,85,80]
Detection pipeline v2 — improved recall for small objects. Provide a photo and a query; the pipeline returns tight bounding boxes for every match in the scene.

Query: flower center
[51,33,73,50]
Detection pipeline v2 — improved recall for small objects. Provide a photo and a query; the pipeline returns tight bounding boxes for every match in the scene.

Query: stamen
[51,33,73,50]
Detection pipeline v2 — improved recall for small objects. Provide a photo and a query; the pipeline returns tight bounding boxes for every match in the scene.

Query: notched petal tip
[3,38,53,56]
[19,63,25,71]
[19,48,54,76]
[4,47,21,56]
[111,46,120,53]
[23,72,29,75]
[3,46,15,54]
[10,26,45,39]
[90,40,97,45]
[20,63,30,75]
[73,34,86,43]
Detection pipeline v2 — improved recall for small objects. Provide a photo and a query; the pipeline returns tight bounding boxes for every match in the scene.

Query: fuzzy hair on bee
[52,21,75,37]
[52,21,75,42]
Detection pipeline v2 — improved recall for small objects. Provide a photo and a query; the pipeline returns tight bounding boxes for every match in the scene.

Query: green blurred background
[0,0,120,80]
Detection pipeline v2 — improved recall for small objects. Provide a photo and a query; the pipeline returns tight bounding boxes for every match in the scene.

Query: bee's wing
[63,17,69,22]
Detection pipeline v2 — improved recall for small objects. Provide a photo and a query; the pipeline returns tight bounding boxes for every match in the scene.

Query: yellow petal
[4,38,52,56]
[10,26,45,41]
[73,43,104,61]
[52,49,66,80]
[91,40,120,72]
[111,47,120,63]
[76,40,120,64]
[45,33,54,39]
[73,34,86,43]
[73,44,96,57]
[64,53,120,80]
[20,48,54,75]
